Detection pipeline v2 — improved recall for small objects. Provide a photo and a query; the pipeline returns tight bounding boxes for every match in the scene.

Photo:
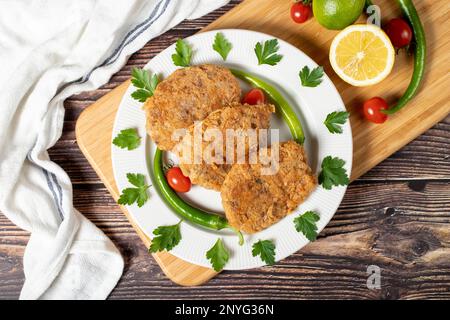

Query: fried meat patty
[175,103,275,191]
[221,141,317,233]
[144,64,241,151]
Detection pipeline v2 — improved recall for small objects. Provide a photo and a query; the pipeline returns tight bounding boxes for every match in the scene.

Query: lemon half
[329,24,395,87]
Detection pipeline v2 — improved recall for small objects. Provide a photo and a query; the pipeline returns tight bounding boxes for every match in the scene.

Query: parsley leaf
[213,32,232,61]
[294,211,320,241]
[252,240,276,265]
[149,220,182,253]
[112,128,141,150]
[118,173,150,207]
[130,67,159,102]
[299,65,324,87]
[206,238,229,272]
[172,38,192,67]
[319,156,350,190]
[254,39,283,66]
[324,111,349,134]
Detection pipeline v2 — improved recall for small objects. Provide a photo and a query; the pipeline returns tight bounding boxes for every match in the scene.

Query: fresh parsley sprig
[149,220,182,253]
[206,238,229,272]
[319,156,350,190]
[324,111,349,134]
[130,67,159,102]
[172,38,192,67]
[255,39,283,66]
[252,240,276,265]
[213,32,232,61]
[118,173,150,207]
[112,128,141,150]
[299,65,324,87]
[294,211,320,241]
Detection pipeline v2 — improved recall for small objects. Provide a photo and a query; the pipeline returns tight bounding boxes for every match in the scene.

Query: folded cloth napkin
[0,0,229,300]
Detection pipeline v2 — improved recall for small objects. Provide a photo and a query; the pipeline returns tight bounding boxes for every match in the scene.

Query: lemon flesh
[329,24,395,87]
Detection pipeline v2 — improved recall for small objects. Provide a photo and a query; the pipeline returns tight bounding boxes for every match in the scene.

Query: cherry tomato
[384,18,413,48]
[242,88,265,105]
[363,97,389,124]
[290,2,311,24]
[166,167,191,193]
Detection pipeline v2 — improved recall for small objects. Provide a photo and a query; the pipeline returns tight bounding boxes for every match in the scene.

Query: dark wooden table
[1,1,449,299]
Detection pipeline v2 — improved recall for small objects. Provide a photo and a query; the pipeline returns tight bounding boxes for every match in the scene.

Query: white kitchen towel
[0,0,229,300]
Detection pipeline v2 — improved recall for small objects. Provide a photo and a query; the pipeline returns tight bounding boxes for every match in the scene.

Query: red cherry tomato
[242,88,265,105]
[384,18,413,48]
[363,97,389,124]
[290,2,311,24]
[166,167,191,193]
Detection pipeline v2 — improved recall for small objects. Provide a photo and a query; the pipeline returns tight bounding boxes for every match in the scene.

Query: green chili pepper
[152,69,305,246]
[153,148,244,245]
[383,0,426,114]
[365,0,426,115]
[230,68,305,144]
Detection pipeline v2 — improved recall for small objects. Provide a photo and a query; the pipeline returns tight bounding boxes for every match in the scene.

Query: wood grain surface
[0,0,449,299]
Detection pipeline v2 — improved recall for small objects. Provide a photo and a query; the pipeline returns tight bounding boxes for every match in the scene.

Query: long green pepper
[365,0,426,115]
[153,69,305,244]
[154,148,244,245]
[230,69,305,144]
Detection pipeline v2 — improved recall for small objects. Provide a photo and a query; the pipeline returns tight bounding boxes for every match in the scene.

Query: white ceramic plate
[112,29,352,270]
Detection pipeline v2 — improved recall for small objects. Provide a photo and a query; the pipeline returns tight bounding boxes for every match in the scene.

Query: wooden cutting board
[75,0,449,286]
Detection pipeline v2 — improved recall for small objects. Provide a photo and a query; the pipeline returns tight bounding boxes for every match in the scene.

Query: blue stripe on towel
[67,0,171,87]
[102,0,171,66]
[26,149,65,221]
[50,172,63,208]
[42,168,65,221]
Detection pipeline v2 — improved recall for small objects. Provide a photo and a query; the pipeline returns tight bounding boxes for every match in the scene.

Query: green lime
[313,0,366,30]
